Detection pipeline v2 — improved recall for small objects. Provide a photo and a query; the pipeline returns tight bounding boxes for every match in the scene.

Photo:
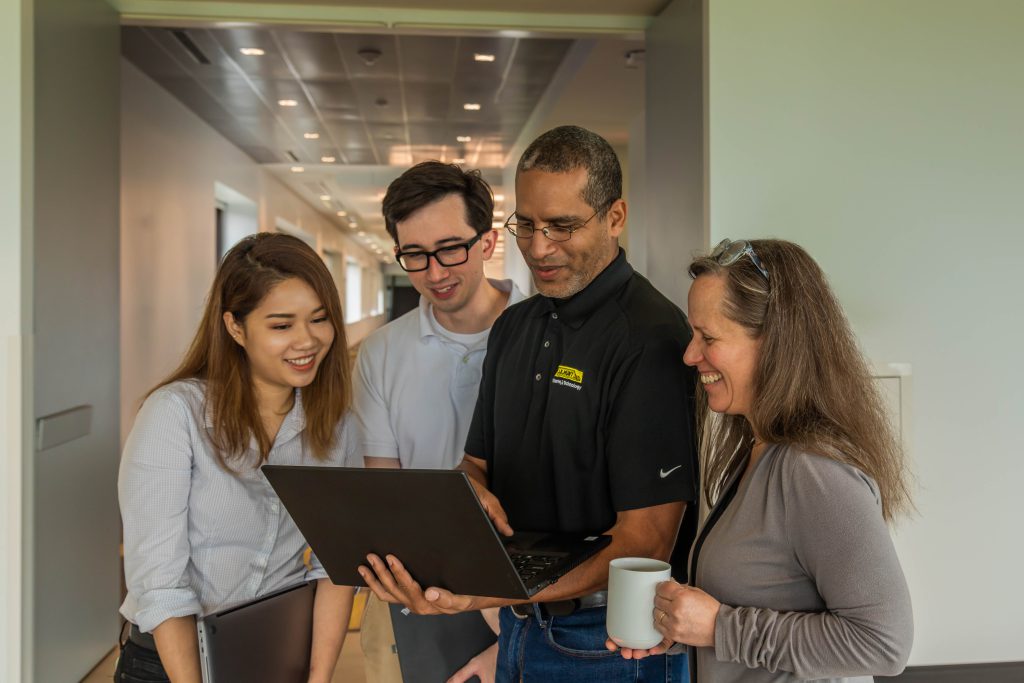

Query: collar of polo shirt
[536,249,633,330]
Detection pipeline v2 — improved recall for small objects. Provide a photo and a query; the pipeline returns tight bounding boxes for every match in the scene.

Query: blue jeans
[496,605,688,682]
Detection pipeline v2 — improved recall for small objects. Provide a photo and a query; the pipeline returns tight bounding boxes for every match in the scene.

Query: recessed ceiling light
[239,48,265,56]
[278,99,298,107]
[348,221,357,228]
[336,210,347,217]
[463,103,481,111]
[319,194,331,201]
[493,210,505,218]
[453,158,466,164]
[492,221,503,229]
[290,166,304,173]
[494,193,505,202]
[474,53,496,62]
[358,231,366,236]
[304,132,320,140]
[456,135,472,143]
[321,156,336,163]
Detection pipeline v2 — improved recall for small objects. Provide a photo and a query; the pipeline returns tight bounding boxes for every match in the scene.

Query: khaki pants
[360,592,404,683]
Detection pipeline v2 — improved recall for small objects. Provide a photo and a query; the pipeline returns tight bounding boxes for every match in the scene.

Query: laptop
[261,466,612,599]
[196,580,315,683]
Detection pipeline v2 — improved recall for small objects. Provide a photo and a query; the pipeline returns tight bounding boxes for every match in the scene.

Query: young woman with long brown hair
[117,233,354,683]
[612,239,914,682]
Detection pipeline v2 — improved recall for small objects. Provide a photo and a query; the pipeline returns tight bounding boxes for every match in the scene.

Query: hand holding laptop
[467,477,515,537]
[357,476,516,617]
[359,553,495,617]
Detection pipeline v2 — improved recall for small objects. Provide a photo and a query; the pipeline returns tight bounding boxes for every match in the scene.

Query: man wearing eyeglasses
[350,160,525,683]
[361,126,697,681]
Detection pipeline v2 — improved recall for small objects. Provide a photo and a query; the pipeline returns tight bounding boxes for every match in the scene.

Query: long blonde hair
[153,233,351,469]
[690,239,912,522]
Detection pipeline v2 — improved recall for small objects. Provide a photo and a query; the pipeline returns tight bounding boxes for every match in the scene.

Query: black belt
[128,624,157,651]
[511,591,608,619]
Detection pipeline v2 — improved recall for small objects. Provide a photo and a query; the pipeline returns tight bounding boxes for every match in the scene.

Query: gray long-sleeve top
[689,444,913,683]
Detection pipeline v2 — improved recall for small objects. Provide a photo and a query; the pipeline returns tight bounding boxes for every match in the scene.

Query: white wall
[707,0,1024,666]
[121,60,384,441]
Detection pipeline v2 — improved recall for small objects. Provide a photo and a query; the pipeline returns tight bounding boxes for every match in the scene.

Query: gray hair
[517,125,622,215]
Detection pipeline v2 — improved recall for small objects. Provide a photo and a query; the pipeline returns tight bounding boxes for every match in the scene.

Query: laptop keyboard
[509,552,562,585]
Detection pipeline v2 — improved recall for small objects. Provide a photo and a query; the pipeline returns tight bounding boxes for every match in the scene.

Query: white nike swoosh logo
[659,465,682,479]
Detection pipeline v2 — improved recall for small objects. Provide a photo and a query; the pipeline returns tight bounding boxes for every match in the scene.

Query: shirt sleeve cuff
[127,588,202,634]
[714,603,739,663]
[306,552,329,582]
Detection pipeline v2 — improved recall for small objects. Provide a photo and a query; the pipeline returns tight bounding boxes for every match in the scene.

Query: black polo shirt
[466,250,699,576]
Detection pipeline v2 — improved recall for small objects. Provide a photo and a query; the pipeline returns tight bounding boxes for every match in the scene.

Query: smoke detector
[357,47,383,66]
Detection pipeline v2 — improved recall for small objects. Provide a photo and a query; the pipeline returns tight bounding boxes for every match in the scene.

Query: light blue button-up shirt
[118,379,351,633]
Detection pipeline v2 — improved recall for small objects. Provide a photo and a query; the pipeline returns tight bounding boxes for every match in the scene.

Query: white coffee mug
[606,557,672,649]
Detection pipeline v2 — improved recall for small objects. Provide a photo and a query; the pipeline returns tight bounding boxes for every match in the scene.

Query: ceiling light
[456,135,472,143]
[319,194,331,201]
[357,47,383,66]
[494,194,505,202]
[278,99,298,107]
[304,132,320,140]
[493,210,505,218]
[290,166,304,173]
[348,222,357,229]
[239,48,265,56]
[474,53,496,62]
[492,221,503,229]
[358,231,366,236]
[336,210,347,217]
[321,156,336,163]
[463,103,481,111]
[453,158,466,164]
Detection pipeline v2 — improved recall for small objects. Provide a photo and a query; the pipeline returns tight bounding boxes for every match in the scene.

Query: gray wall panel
[32,0,121,679]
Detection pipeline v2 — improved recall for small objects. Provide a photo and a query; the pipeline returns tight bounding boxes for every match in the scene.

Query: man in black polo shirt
[360,125,697,681]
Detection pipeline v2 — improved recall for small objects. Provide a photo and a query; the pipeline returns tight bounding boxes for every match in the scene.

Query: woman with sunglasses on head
[116,233,355,683]
[611,239,914,682]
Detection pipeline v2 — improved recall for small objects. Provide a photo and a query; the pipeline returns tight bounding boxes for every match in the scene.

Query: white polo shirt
[351,278,526,470]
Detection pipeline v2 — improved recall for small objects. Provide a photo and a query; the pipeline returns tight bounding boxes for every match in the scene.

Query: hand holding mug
[652,580,720,648]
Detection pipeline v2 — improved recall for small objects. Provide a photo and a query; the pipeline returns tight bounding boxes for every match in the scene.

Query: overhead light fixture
[304,132,320,140]
[456,135,472,143]
[453,158,466,164]
[239,48,265,56]
[494,194,505,202]
[278,99,298,107]
[348,221,357,228]
[463,103,481,111]
[319,194,331,201]
[290,166,304,173]
[321,156,336,163]
[336,210,347,217]
[493,210,505,218]
[357,47,383,66]
[358,231,366,236]
[473,53,495,63]
[492,221,503,229]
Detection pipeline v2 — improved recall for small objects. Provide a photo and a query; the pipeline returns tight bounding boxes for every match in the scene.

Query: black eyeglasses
[504,204,610,242]
[394,232,484,273]
[711,239,770,281]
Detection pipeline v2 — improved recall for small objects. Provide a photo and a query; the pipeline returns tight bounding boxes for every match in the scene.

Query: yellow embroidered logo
[554,365,584,385]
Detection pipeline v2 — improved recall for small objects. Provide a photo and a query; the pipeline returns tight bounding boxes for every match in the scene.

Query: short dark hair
[517,125,622,215]
[382,161,494,244]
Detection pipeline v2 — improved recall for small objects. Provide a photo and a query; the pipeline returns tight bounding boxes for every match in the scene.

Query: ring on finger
[658,609,667,624]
